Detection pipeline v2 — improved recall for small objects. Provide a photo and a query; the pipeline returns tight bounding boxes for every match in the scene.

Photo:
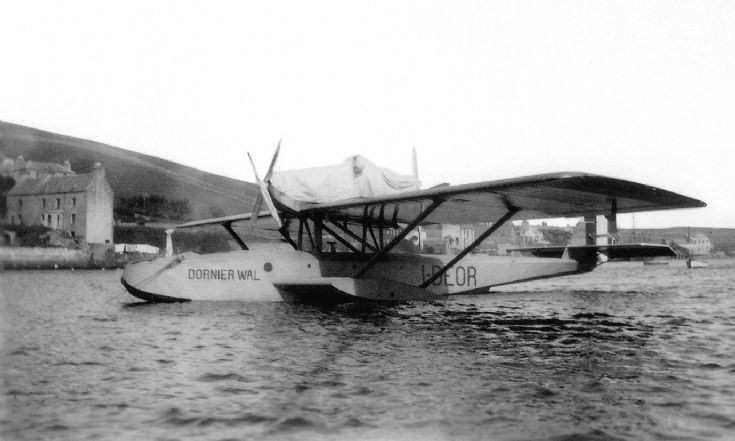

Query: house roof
[15,160,73,174]
[8,174,93,196]
[1,159,74,177]
[0,160,14,174]
[688,233,711,240]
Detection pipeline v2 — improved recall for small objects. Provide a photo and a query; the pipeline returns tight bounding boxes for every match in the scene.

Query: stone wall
[0,245,123,269]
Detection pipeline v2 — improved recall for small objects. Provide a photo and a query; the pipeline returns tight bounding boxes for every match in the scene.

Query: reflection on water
[1,260,735,440]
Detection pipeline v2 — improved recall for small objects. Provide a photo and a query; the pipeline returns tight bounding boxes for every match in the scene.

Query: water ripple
[2,262,735,440]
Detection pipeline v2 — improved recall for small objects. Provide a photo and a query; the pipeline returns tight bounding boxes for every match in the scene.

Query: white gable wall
[85,164,114,244]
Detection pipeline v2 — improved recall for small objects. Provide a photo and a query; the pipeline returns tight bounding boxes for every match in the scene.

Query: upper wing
[296,172,706,225]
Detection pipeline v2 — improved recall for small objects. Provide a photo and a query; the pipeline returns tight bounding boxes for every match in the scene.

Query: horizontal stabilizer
[510,243,676,260]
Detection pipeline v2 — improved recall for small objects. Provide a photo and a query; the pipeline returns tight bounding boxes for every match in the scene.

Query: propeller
[248,140,282,229]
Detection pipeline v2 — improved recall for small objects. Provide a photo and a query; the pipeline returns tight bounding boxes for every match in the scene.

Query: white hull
[121,249,586,303]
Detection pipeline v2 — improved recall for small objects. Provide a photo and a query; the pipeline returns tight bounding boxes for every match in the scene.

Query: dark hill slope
[0,120,258,219]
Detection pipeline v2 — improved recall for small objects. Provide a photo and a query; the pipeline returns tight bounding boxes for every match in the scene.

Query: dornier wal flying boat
[121,143,705,303]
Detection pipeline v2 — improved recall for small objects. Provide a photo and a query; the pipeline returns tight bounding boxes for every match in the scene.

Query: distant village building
[675,233,712,257]
[421,224,475,254]
[470,222,517,255]
[404,227,427,249]
[1,156,75,181]
[569,217,617,246]
[568,221,589,246]
[6,162,114,244]
[1,156,78,217]
[517,221,551,247]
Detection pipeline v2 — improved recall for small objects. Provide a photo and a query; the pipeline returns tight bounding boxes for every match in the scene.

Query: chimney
[93,162,105,182]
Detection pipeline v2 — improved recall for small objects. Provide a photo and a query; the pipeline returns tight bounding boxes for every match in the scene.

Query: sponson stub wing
[293,172,706,225]
[174,211,282,250]
[177,211,281,230]
[508,243,677,260]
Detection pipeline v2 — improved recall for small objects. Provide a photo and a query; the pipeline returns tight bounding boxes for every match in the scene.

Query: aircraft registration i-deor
[121,144,705,303]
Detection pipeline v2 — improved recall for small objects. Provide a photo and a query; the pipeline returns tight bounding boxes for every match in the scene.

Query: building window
[71,197,76,208]
[57,214,62,228]
[10,215,15,224]
[71,214,76,225]
[55,198,61,209]
[42,199,47,208]
[18,199,22,209]
[18,215,22,224]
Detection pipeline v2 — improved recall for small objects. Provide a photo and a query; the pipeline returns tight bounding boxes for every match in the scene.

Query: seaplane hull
[120,250,588,303]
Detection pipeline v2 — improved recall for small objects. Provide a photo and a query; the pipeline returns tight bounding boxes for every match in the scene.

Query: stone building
[1,156,75,181]
[6,162,113,244]
[421,224,476,254]
[675,233,712,257]
[517,222,551,247]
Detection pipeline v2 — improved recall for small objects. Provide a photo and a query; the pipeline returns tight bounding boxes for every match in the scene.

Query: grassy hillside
[3,120,732,252]
[0,120,259,219]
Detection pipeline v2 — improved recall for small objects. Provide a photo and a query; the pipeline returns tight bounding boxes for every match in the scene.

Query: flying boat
[121,144,705,303]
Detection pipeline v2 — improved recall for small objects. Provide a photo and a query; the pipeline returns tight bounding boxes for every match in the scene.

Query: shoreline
[0,246,155,270]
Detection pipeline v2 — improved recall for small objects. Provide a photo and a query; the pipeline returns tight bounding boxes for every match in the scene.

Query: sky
[1,1,734,228]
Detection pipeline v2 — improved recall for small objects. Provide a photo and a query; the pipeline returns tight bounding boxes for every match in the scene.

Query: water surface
[1,260,734,440]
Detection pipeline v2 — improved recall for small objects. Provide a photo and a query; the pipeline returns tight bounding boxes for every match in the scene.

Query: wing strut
[297,218,304,250]
[302,218,316,250]
[321,223,361,253]
[223,221,248,250]
[279,225,298,250]
[419,207,519,288]
[354,199,444,278]
[329,221,378,253]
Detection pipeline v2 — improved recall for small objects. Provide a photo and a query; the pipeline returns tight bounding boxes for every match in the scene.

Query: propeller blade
[247,152,262,183]
[263,140,282,228]
[248,152,263,230]
[247,151,282,229]
[260,183,282,228]
[265,139,281,181]
[411,146,419,181]
[250,192,263,230]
